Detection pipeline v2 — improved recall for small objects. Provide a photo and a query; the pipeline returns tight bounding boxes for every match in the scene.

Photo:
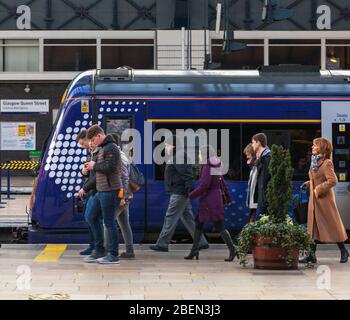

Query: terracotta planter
[253,236,299,270]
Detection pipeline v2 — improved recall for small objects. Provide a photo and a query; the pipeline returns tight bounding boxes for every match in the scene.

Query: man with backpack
[84,125,122,265]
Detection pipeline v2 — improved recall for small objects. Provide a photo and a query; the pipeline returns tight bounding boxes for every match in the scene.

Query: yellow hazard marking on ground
[34,245,67,262]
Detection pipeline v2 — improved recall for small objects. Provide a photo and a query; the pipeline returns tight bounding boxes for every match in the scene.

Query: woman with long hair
[243,143,258,223]
[300,138,349,264]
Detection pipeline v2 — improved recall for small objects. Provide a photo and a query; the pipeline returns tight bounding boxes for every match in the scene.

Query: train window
[153,123,241,181]
[105,116,134,157]
[242,124,321,181]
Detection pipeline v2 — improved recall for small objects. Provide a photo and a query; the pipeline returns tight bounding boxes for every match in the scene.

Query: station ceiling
[0,0,349,31]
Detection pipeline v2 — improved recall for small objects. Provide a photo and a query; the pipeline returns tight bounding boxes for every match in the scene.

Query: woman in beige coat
[300,138,349,264]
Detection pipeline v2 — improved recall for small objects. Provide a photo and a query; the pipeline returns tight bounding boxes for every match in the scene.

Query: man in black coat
[150,135,208,252]
[252,133,271,221]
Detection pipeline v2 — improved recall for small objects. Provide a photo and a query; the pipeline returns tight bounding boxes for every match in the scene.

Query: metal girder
[0,0,348,31]
[57,0,107,30]
[244,0,253,30]
[111,0,119,29]
[45,0,53,29]
[123,0,156,29]
[326,0,350,28]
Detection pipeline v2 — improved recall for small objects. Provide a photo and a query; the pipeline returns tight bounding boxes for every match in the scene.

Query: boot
[220,229,237,262]
[340,247,349,263]
[184,227,201,260]
[120,245,135,258]
[299,243,317,264]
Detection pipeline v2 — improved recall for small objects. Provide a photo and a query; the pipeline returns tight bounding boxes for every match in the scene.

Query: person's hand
[78,188,86,199]
[120,199,126,207]
[85,161,95,171]
[82,167,89,175]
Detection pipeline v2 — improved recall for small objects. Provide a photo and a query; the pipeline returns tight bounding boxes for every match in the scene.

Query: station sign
[0,100,49,113]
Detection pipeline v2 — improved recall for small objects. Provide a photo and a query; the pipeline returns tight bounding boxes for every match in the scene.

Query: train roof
[67,68,350,97]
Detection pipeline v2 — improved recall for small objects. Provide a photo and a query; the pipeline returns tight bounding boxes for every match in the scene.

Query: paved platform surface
[0,195,29,226]
[0,176,32,225]
[0,244,349,300]
[1,176,34,193]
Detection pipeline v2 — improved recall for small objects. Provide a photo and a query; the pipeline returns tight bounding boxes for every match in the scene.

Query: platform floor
[0,176,32,226]
[0,244,349,300]
[0,195,29,226]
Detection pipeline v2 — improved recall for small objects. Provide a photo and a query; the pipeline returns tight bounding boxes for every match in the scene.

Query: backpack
[129,161,145,192]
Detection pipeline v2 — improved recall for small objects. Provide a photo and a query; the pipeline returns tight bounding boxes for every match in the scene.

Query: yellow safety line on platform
[34,245,67,262]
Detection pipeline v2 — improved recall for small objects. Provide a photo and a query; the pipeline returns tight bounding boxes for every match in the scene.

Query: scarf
[310,155,321,172]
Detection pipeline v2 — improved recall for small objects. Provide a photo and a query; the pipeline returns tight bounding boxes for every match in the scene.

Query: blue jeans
[95,191,121,257]
[255,205,269,222]
[85,194,104,253]
[83,194,96,249]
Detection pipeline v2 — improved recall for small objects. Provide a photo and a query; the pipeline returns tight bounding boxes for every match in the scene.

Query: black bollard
[6,168,15,200]
[0,167,7,207]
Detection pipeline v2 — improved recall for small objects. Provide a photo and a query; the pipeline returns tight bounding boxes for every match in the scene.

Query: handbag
[293,189,309,224]
[219,177,232,206]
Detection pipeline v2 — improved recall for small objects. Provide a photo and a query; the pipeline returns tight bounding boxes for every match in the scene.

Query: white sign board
[0,122,36,150]
[0,100,49,113]
[321,101,350,139]
[321,101,350,229]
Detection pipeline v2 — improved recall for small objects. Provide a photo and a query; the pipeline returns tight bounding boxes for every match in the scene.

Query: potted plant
[237,144,314,269]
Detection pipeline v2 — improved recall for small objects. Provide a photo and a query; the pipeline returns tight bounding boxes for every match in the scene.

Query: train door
[322,101,350,229]
[97,98,146,243]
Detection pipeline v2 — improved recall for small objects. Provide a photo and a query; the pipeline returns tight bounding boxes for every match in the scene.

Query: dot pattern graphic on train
[43,100,143,199]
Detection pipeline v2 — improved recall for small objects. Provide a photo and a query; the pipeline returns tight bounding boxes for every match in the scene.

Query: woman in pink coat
[184,145,237,261]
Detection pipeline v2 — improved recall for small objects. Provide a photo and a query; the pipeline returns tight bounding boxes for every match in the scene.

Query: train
[29,67,350,243]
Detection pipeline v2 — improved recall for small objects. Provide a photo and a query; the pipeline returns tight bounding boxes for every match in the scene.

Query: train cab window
[105,116,134,157]
[242,124,321,181]
[153,123,241,181]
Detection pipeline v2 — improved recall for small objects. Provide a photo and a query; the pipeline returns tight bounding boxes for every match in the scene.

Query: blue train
[29,67,350,243]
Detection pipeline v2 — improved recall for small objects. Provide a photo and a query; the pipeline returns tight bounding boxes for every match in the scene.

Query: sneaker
[97,254,120,265]
[149,245,168,252]
[80,247,93,256]
[83,251,104,263]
